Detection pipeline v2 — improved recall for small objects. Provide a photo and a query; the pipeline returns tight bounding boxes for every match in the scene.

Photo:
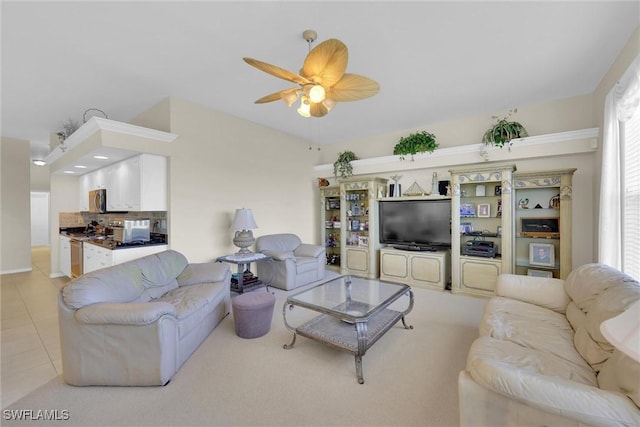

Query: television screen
[379,199,452,249]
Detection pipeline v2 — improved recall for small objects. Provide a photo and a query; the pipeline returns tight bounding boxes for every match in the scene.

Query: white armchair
[256,233,326,290]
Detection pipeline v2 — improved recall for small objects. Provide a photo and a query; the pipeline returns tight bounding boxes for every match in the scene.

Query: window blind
[623,107,640,280]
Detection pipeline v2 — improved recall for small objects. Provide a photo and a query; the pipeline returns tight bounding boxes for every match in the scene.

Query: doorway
[31,192,50,246]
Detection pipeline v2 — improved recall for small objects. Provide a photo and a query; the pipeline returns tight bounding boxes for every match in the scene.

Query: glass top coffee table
[283,275,414,384]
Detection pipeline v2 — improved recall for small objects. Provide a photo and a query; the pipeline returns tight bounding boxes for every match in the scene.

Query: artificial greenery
[482,108,529,148]
[333,150,358,179]
[393,130,439,161]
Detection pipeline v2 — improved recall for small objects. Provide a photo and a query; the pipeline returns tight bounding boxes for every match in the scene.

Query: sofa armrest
[294,244,325,258]
[468,344,640,426]
[261,249,294,261]
[75,302,176,325]
[496,274,570,313]
[178,262,230,286]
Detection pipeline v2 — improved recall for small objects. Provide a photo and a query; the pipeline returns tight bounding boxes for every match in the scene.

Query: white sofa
[459,263,640,426]
[58,250,231,386]
[255,233,325,290]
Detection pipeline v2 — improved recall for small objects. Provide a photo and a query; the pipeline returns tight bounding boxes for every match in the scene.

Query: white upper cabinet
[81,153,167,212]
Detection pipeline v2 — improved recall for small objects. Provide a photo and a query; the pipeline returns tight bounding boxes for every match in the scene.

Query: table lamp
[231,208,258,255]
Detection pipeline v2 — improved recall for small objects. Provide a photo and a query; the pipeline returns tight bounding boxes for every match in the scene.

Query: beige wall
[1,137,32,273]
[131,97,320,263]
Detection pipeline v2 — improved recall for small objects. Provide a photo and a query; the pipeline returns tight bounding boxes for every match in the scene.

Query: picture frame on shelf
[460,203,476,217]
[460,222,473,234]
[477,203,491,217]
[529,242,555,267]
[358,235,369,247]
[527,268,553,278]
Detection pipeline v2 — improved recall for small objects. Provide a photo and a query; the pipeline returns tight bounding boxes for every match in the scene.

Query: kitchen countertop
[61,232,167,251]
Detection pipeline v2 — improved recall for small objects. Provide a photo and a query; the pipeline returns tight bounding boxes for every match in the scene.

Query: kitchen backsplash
[59,211,168,234]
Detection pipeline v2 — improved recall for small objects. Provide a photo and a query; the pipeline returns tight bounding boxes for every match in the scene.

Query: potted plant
[393,130,439,161]
[333,151,358,179]
[482,108,528,148]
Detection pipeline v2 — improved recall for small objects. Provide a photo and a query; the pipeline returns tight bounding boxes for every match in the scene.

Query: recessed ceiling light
[74,165,87,169]
[33,160,46,166]
[93,155,109,160]
[63,170,75,174]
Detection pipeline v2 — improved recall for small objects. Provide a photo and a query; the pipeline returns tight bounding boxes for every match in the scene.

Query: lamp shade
[600,299,640,362]
[231,208,258,230]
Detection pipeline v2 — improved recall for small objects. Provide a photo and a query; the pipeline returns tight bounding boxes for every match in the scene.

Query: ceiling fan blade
[310,102,329,118]
[243,57,311,85]
[328,73,380,102]
[301,39,348,88]
[254,88,299,104]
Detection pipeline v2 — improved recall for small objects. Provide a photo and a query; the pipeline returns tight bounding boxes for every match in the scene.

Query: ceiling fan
[243,30,380,118]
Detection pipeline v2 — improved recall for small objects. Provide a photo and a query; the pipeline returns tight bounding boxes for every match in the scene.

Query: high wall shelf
[512,169,575,279]
[450,164,516,297]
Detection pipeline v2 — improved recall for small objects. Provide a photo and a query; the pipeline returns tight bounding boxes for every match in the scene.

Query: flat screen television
[379,199,452,250]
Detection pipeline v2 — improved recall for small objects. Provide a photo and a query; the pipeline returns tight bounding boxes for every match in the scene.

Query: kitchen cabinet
[83,242,168,274]
[83,243,112,274]
[78,168,107,211]
[59,235,72,277]
[105,154,167,211]
[379,247,450,291]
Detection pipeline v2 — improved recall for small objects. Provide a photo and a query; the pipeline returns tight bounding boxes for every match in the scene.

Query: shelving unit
[320,185,342,271]
[450,164,516,297]
[512,169,575,279]
[339,177,388,279]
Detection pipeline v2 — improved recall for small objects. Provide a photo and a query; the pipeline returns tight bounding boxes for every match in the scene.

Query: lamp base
[233,229,255,254]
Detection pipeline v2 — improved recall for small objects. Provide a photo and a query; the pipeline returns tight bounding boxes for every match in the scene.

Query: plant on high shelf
[333,151,358,179]
[393,130,439,161]
[482,108,529,149]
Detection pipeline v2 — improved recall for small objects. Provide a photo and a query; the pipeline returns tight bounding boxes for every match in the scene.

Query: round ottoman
[232,292,276,339]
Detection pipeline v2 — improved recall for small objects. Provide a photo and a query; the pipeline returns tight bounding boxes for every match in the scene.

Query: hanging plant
[393,130,439,161]
[333,151,358,179]
[482,108,529,148]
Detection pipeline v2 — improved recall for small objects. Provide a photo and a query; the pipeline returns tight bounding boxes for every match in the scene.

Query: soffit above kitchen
[47,117,178,176]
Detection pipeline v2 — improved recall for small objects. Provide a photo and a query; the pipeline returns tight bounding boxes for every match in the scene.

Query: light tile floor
[1,246,68,408]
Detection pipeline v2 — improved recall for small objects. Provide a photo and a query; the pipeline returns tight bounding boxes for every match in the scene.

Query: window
[622,107,640,279]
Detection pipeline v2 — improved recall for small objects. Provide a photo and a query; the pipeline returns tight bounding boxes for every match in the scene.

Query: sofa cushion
[467,336,640,426]
[296,257,319,274]
[480,297,590,367]
[155,282,227,338]
[137,250,187,300]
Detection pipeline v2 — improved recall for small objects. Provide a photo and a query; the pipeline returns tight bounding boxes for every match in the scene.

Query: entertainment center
[319,166,575,298]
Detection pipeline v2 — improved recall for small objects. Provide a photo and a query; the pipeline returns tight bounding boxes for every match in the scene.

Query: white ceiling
[2,1,638,162]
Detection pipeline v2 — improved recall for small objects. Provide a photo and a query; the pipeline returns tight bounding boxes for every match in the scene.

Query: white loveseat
[58,250,231,386]
[459,263,640,426]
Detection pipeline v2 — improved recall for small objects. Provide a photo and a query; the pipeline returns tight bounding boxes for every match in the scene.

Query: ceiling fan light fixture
[308,85,326,103]
[322,98,336,112]
[281,90,299,107]
[297,96,311,117]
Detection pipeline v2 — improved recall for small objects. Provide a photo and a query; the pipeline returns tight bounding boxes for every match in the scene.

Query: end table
[216,253,273,294]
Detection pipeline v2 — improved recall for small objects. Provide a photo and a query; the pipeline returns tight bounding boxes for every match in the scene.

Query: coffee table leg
[355,321,367,384]
[355,355,364,384]
[282,303,297,349]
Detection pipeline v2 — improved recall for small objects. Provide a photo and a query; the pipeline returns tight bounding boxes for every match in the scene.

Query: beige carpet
[3,278,487,427]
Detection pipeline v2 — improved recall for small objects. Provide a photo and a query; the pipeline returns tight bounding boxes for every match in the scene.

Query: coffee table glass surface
[283,275,414,384]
